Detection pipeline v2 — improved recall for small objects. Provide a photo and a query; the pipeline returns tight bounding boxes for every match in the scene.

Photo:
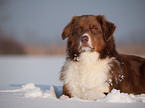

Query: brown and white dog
[60,15,145,100]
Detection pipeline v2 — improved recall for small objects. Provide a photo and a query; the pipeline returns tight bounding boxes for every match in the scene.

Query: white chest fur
[62,51,113,99]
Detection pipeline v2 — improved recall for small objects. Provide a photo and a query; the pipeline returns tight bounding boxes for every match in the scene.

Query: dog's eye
[90,25,98,31]
[90,25,98,34]
[74,26,82,33]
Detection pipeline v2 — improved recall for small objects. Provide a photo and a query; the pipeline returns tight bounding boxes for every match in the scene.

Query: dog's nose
[81,36,89,44]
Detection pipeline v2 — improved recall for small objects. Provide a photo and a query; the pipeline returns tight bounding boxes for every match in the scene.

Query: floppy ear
[61,16,77,40]
[97,15,116,41]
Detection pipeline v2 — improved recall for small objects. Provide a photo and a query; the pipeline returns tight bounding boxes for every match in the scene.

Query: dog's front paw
[59,95,70,100]
[80,89,106,101]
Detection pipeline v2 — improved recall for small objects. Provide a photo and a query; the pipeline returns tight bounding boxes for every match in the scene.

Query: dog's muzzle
[79,33,94,52]
[81,35,89,45]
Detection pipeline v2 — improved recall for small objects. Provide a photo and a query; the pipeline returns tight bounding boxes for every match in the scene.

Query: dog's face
[62,15,116,60]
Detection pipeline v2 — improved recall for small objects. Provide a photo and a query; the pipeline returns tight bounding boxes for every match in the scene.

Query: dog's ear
[97,15,116,41]
[61,16,77,40]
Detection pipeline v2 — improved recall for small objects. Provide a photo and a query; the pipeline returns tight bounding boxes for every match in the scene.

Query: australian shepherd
[60,15,145,100]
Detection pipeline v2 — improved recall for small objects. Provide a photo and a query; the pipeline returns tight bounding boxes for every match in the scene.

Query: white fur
[62,51,114,100]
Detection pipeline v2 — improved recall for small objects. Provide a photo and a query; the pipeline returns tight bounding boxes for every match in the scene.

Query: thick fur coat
[60,15,145,100]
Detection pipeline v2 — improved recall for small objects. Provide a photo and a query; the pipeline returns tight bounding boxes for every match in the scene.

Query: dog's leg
[62,84,71,98]
[80,88,106,100]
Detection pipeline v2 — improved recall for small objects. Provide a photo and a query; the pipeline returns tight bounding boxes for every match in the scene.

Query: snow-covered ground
[0,56,145,108]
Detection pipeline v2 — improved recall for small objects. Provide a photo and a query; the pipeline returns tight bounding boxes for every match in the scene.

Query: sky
[0,0,145,44]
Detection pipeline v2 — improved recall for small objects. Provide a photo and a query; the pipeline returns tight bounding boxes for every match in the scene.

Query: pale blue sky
[0,0,145,44]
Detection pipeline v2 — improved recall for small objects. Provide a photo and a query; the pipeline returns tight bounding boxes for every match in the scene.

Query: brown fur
[63,84,71,98]
[60,15,145,97]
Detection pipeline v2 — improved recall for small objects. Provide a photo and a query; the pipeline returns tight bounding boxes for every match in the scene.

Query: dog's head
[62,15,116,60]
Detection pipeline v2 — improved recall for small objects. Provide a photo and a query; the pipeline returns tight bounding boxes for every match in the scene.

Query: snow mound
[0,83,145,103]
[0,83,58,98]
[100,89,136,103]
[22,83,58,98]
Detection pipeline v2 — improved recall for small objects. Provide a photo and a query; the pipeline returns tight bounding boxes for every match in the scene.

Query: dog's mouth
[79,33,95,52]
[79,46,95,52]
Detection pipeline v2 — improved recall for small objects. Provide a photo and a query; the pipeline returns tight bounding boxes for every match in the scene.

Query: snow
[0,56,145,108]
[0,83,58,98]
[99,89,136,103]
[1,83,145,103]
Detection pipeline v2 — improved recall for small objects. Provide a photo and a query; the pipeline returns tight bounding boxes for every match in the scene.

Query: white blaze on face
[79,33,93,51]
